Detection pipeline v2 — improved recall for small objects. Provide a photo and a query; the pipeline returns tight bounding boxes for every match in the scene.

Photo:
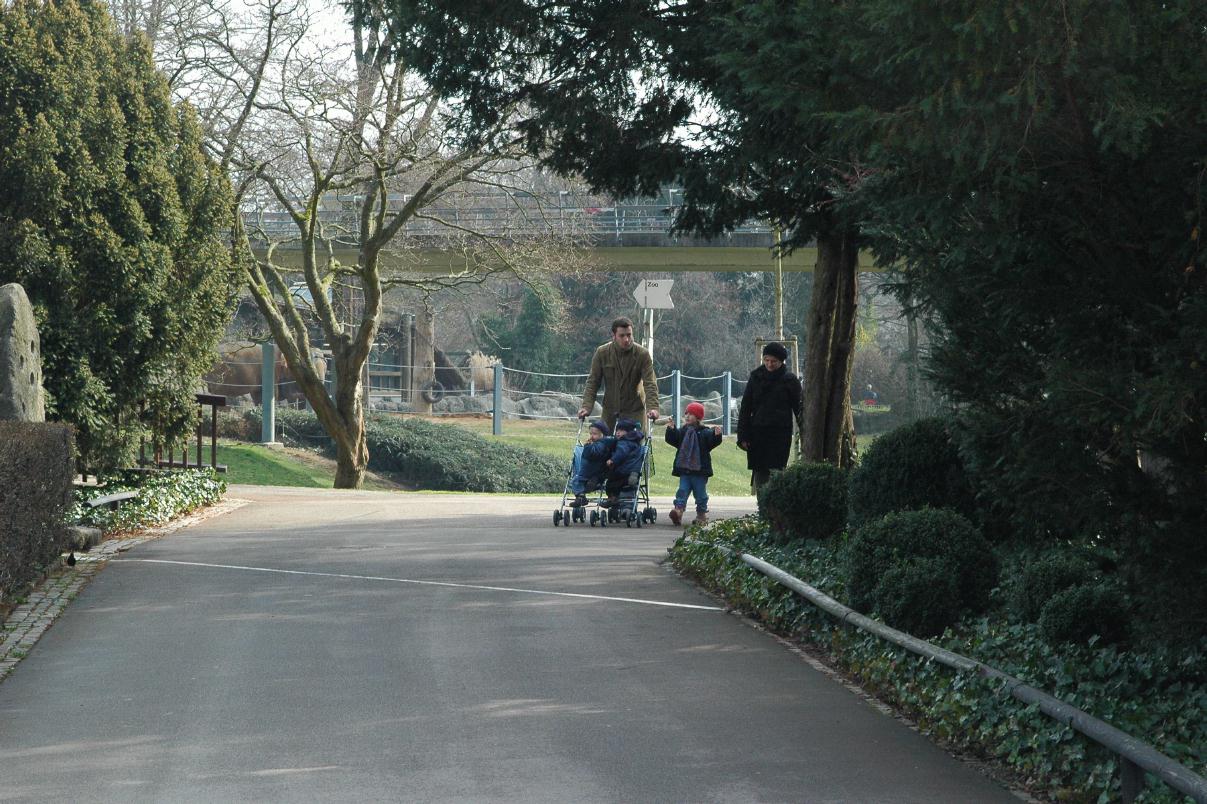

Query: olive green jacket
[581,341,660,423]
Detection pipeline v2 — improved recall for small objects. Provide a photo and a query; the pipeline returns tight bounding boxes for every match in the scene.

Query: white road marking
[116,559,725,611]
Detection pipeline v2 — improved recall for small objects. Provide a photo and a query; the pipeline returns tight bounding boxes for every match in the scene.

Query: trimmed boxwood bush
[848,417,974,530]
[757,461,848,544]
[875,556,963,638]
[246,408,564,493]
[1009,550,1097,623]
[846,507,997,636]
[1039,580,1131,646]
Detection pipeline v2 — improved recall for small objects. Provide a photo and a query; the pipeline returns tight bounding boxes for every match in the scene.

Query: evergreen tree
[367,0,865,464]
[0,0,237,470]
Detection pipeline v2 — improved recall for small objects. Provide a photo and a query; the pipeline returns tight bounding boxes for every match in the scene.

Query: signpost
[632,280,674,361]
[632,279,674,310]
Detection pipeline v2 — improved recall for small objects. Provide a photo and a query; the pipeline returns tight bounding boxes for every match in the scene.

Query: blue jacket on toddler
[572,436,615,493]
[608,425,646,482]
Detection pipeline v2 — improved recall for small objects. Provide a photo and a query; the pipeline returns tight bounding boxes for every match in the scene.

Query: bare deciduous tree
[111,0,580,487]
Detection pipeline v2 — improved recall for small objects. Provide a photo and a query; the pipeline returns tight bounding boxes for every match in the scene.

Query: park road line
[115,558,726,611]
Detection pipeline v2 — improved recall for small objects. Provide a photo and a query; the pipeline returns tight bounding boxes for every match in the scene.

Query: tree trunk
[325,342,369,489]
[801,227,859,467]
[905,306,920,421]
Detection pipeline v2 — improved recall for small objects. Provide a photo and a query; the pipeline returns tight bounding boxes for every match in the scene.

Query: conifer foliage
[0,0,237,470]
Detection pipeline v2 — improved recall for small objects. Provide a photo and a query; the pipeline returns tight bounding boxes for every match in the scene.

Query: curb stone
[0,498,249,684]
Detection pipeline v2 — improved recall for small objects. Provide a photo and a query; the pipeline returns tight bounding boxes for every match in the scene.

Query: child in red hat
[663,401,723,526]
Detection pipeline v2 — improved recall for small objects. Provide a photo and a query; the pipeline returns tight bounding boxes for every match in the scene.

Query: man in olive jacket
[577,317,660,430]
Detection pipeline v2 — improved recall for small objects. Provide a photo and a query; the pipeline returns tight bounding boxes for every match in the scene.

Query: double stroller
[552,418,657,528]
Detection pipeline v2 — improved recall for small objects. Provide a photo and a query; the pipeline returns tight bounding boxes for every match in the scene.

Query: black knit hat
[589,419,610,436]
[763,341,789,361]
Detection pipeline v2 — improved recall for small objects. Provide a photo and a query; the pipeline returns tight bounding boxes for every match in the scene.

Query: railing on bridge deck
[241,193,774,246]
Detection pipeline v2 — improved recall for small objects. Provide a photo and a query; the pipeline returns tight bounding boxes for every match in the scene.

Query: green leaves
[0,0,237,471]
[670,520,1207,802]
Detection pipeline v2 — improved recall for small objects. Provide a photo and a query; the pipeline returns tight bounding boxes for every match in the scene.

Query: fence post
[261,341,276,444]
[723,371,733,435]
[671,369,682,428]
[493,362,503,436]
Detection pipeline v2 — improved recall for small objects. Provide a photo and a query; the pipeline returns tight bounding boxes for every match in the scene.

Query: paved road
[0,487,1019,802]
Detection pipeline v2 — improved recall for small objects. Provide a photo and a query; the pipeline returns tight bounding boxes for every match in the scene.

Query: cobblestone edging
[0,498,249,684]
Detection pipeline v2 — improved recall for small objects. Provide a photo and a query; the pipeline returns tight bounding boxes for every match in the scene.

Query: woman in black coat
[737,342,803,492]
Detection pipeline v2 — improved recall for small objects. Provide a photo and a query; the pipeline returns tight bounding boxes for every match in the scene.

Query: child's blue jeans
[674,475,709,513]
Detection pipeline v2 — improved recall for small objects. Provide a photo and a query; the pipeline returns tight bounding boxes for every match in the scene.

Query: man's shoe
[602,495,619,509]
[694,512,709,526]
[569,494,588,508]
[668,507,683,525]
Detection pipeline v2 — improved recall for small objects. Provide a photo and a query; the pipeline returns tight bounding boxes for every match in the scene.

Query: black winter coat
[664,424,722,477]
[737,365,803,471]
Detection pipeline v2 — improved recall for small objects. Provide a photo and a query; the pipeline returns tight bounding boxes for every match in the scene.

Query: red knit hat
[685,401,705,420]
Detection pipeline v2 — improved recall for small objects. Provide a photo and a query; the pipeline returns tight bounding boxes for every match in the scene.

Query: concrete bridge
[245,191,878,274]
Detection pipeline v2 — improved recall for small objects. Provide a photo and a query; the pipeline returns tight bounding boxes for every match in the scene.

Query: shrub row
[757,417,1128,644]
[243,408,564,493]
[669,519,1207,804]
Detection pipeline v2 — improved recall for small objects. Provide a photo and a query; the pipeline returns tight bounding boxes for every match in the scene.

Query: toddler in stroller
[570,419,613,507]
[604,418,645,505]
[554,418,615,526]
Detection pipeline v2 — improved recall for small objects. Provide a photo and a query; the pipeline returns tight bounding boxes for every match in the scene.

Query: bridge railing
[241,196,773,244]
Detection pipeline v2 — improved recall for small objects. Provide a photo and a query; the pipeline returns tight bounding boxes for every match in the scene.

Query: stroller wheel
[553,510,562,526]
[589,510,598,526]
[635,512,643,528]
[599,511,608,528]
[562,509,571,526]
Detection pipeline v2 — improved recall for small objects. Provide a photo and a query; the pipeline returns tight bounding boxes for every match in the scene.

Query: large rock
[0,283,45,421]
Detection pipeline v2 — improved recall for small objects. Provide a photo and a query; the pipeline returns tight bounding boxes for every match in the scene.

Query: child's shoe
[668,506,684,525]
[693,512,709,526]
[569,494,588,508]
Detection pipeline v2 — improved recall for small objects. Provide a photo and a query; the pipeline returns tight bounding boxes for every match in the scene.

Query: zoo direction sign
[632,279,674,309]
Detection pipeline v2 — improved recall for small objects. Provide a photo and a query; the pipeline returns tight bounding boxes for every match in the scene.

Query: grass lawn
[421,416,756,497]
[216,441,401,491]
[219,416,878,496]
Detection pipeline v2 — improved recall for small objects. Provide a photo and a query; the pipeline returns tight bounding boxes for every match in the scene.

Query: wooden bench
[84,490,141,510]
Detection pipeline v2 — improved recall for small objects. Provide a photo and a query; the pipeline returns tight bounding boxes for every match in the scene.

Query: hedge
[244,408,565,493]
[0,422,74,605]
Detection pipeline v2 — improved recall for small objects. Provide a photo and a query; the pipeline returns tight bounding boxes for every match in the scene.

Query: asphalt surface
[0,487,1020,803]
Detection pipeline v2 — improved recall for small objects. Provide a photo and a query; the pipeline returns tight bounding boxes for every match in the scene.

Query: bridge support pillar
[260,342,277,444]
